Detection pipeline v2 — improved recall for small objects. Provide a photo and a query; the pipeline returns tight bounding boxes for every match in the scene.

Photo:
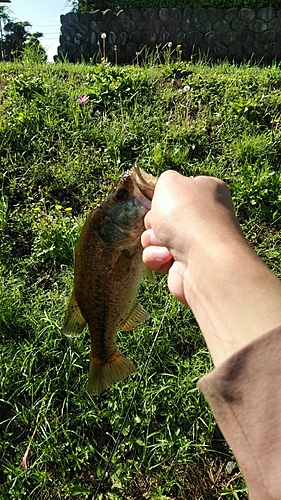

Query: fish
[62,164,158,396]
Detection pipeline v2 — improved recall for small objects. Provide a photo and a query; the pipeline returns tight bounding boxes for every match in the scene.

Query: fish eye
[116,188,129,201]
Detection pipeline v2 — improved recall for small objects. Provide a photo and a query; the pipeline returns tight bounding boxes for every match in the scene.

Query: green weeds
[2,56,281,498]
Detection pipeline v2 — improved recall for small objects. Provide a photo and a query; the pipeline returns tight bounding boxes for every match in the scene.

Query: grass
[1,48,281,499]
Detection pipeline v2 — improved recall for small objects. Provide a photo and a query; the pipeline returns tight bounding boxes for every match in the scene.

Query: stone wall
[58,7,281,64]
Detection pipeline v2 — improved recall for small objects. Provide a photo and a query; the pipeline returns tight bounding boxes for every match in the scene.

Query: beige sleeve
[197,324,281,500]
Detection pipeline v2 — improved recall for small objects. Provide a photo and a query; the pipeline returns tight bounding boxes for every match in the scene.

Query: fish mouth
[132,163,157,204]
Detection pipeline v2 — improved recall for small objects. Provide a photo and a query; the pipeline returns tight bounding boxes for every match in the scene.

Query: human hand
[141,170,238,307]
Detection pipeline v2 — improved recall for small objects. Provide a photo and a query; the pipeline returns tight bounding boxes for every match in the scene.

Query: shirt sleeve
[197,323,281,500]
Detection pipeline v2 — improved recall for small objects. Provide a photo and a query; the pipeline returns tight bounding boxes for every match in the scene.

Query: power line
[31,24,61,27]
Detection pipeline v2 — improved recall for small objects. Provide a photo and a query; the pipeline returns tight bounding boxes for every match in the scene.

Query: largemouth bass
[63,165,157,395]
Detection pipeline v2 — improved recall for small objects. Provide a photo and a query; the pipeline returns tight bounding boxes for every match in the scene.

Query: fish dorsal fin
[62,291,87,337]
[121,301,150,331]
[143,264,156,283]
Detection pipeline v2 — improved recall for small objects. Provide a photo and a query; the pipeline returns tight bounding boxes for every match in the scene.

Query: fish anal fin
[62,291,87,338]
[88,350,136,396]
[121,301,149,331]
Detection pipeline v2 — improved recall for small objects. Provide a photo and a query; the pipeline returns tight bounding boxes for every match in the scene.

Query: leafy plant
[85,62,155,111]
[220,484,248,499]
[5,73,46,99]
[2,55,281,499]
[75,0,279,13]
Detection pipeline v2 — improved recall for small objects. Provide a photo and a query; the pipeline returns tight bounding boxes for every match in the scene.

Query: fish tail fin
[88,350,136,396]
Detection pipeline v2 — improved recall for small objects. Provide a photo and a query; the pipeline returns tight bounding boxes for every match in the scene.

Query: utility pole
[0,0,11,61]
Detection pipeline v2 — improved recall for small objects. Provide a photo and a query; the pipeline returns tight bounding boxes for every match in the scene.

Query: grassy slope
[1,53,281,499]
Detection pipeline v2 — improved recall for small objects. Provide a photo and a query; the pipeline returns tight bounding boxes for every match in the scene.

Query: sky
[4,0,71,61]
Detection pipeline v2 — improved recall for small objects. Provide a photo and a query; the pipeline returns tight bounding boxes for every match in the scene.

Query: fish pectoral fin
[88,350,136,396]
[121,301,150,331]
[62,291,87,337]
[143,264,156,283]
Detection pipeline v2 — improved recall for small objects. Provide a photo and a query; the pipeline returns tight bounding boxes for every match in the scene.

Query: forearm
[185,237,281,366]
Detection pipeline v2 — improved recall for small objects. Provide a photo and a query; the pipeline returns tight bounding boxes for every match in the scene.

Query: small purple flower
[77,95,89,104]
[22,447,29,470]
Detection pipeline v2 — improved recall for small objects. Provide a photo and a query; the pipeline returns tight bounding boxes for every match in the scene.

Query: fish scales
[63,165,157,395]
[75,223,144,359]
